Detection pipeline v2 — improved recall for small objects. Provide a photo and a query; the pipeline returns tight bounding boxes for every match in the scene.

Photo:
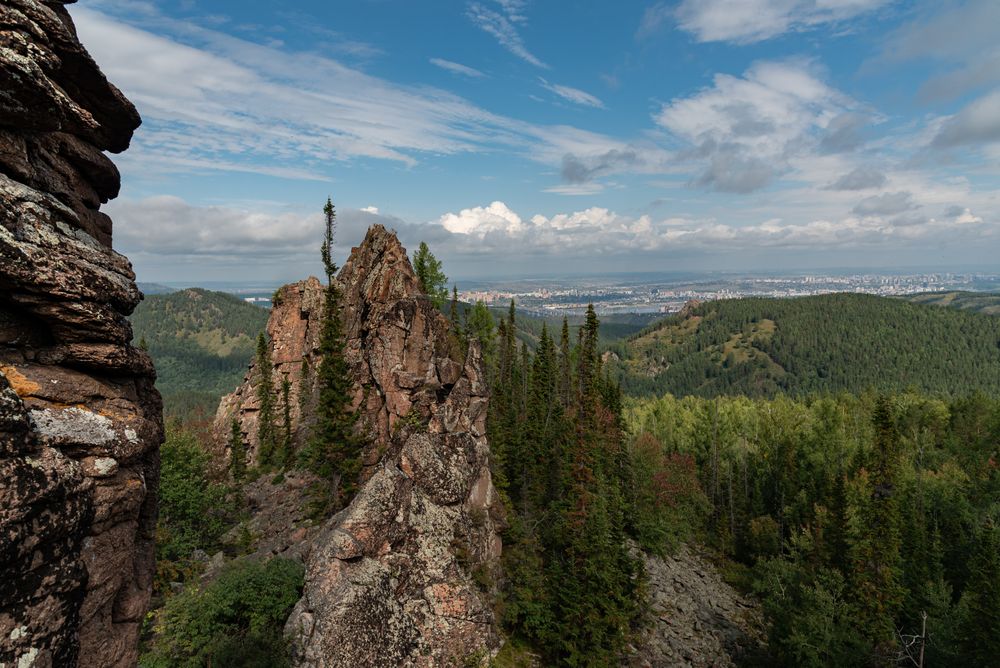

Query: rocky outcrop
[630,545,764,668]
[0,2,161,667]
[216,226,504,666]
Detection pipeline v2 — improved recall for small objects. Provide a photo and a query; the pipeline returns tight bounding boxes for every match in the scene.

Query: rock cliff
[215,225,504,666]
[0,2,162,666]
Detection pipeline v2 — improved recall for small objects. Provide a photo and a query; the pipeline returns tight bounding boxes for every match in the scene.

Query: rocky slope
[215,225,504,666]
[0,2,162,666]
[631,546,764,668]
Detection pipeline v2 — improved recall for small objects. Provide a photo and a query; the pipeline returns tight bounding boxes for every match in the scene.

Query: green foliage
[412,241,448,307]
[141,558,304,668]
[486,305,641,665]
[904,290,1000,316]
[614,293,1000,398]
[157,425,231,565]
[129,288,270,419]
[300,197,365,513]
[255,332,280,467]
[628,391,1000,666]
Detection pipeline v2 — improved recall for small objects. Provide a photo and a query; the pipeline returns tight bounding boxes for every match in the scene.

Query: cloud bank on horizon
[74,0,1000,281]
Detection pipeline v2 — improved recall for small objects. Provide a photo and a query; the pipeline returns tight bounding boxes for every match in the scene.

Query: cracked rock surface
[216,225,504,666]
[0,2,162,666]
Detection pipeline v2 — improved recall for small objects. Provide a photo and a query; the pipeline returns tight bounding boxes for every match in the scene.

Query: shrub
[141,557,305,667]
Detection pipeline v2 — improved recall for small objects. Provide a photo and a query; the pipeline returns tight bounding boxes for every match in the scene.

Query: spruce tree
[412,241,448,308]
[955,520,1000,665]
[280,375,293,467]
[255,332,278,467]
[302,197,364,511]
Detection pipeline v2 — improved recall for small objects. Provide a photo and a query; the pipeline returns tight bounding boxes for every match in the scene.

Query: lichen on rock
[216,225,504,666]
[0,1,162,666]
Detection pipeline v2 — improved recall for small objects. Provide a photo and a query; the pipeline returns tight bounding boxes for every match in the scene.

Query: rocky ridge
[0,2,162,666]
[215,225,504,666]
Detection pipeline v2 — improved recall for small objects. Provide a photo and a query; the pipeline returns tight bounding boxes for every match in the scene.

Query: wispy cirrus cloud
[641,0,892,44]
[539,78,604,108]
[466,0,547,68]
[430,57,486,77]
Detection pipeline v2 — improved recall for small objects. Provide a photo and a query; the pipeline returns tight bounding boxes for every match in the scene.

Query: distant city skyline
[74,1,999,281]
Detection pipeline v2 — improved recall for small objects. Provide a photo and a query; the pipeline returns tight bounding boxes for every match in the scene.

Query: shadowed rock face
[0,2,162,666]
[216,225,504,666]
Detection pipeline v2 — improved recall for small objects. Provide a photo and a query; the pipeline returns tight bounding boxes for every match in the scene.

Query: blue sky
[72,0,1000,282]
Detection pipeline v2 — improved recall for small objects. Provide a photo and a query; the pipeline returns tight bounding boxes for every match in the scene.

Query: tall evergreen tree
[255,332,278,467]
[955,520,1000,665]
[302,197,364,511]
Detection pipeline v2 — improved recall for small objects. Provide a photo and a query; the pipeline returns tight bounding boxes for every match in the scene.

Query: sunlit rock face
[217,225,504,665]
[0,1,162,666]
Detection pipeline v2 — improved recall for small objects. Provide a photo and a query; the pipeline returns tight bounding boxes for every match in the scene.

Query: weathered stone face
[217,225,504,666]
[0,2,161,666]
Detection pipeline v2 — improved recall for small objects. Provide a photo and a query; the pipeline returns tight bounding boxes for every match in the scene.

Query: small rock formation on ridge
[0,1,162,666]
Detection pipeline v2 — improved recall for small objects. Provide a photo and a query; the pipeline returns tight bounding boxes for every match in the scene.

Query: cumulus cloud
[827,167,887,191]
[539,79,604,108]
[439,201,524,236]
[430,57,486,78]
[466,1,547,68]
[655,60,863,192]
[932,90,1000,148]
[673,0,892,44]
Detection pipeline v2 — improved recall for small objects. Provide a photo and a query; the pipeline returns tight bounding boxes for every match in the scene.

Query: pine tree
[558,317,572,407]
[955,520,1000,665]
[848,396,904,648]
[255,332,278,467]
[302,197,364,511]
[412,241,448,308]
[229,418,246,482]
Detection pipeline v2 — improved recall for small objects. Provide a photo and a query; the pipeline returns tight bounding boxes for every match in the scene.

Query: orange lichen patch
[429,583,469,617]
[0,365,41,397]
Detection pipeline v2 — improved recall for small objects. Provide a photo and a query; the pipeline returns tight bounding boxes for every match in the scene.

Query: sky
[71,0,1000,283]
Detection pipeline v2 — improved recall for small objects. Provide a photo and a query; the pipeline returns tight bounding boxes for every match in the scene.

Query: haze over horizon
[74,0,1000,282]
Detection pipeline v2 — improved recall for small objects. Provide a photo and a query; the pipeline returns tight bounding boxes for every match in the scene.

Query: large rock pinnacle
[0,2,162,666]
[216,225,504,666]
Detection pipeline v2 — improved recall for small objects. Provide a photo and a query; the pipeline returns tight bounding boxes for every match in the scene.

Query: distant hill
[903,291,1000,316]
[131,288,270,418]
[610,293,1000,398]
[138,282,178,295]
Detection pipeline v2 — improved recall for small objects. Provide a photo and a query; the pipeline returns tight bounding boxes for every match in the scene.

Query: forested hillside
[611,293,1000,398]
[131,289,270,418]
[627,392,1000,666]
[904,291,1000,316]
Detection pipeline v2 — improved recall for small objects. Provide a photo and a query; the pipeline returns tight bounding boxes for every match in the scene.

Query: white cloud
[655,60,864,192]
[539,79,604,108]
[430,57,486,78]
[673,0,892,44]
[361,206,379,214]
[73,6,528,177]
[439,201,524,236]
[466,1,547,68]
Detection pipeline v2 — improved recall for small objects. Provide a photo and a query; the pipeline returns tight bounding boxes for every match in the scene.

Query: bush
[156,425,233,592]
[141,557,305,667]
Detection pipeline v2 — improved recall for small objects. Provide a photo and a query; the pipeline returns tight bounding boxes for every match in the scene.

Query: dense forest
[904,290,1000,316]
[627,391,1000,666]
[611,293,1000,398]
[130,288,270,418]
